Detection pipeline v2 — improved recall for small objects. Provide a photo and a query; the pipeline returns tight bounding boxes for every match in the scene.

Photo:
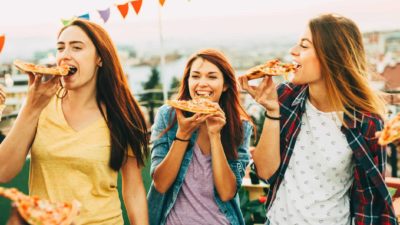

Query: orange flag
[131,0,142,14]
[117,2,130,18]
[0,35,5,54]
[159,0,166,6]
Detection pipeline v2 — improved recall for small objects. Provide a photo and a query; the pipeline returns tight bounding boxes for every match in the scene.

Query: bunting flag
[61,17,76,26]
[98,8,111,23]
[131,0,143,15]
[0,35,5,54]
[159,0,166,6]
[117,2,129,19]
[78,13,90,20]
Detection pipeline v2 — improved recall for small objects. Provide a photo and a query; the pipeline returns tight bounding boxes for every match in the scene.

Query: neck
[63,87,97,110]
[308,81,336,112]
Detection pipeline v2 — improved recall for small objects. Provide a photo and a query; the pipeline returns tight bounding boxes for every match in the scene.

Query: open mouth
[293,62,302,71]
[195,90,213,98]
[67,66,77,76]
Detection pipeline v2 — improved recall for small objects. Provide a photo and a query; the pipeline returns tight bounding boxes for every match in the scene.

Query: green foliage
[170,76,181,91]
[140,67,163,103]
[239,188,266,225]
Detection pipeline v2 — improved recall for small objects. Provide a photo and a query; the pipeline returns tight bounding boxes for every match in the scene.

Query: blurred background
[0,0,399,224]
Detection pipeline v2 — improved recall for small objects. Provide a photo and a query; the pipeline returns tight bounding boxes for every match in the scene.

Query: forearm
[253,111,281,180]
[210,134,236,202]
[153,140,189,193]
[123,185,149,225]
[0,106,41,183]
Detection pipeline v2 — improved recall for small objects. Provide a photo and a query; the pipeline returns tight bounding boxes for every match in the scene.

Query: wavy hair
[59,19,149,170]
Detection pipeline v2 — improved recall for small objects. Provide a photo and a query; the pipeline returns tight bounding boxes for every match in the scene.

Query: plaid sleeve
[351,115,397,225]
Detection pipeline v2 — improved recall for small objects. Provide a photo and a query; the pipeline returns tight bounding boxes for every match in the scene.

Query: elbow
[220,193,235,202]
[153,180,169,194]
[0,171,14,184]
[256,162,280,181]
[218,188,236,202]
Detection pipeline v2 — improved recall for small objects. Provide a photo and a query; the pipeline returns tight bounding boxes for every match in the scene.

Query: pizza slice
[166,97,218,114]
[13,59,76,76]
[241,59,297,80]
[0,187,81,225]
[379,113,400,145]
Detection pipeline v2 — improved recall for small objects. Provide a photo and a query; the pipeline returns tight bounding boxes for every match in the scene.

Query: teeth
[196,91,212,97]
[292,62,302,69]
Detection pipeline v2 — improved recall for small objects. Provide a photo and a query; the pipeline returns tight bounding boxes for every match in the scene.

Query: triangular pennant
[61,17,76,26]
[0,35,5,54]
[117,2,129,18]
[159,0,166,6]
[78,13,90,20]
[130,0,142,15]
[98,8,111,23]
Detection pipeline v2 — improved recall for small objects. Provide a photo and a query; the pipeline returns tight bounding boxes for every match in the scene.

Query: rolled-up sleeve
[150,106,173,176]
[228,121,252,194]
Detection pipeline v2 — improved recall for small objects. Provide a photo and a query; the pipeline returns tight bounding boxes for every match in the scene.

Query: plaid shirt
[262,83,397,225]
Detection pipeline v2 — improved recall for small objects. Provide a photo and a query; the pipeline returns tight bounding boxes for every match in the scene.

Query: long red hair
[59,19,149,170]
[170,49,253,160]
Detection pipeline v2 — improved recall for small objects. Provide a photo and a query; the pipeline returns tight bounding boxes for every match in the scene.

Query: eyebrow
[57,41,85,45]
[300,38,313,44]
[191,71,218,74]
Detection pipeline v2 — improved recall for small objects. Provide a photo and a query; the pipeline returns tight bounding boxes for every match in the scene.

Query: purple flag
[98,8,111,23]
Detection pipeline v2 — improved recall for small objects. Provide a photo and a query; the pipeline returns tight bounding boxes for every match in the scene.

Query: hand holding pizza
[25,73,60,113]
[205,102,226,136]
[175,109,212,140]
[239,75,279,112]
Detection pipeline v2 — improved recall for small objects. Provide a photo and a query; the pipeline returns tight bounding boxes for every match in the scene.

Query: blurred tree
[140,67,163,123]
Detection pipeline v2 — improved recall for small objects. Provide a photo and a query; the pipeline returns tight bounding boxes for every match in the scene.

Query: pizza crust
[14,59,70,76]
[379,114,400,145]
[166,98,218,114]
[242,59,295,80]
[0,187,81,225]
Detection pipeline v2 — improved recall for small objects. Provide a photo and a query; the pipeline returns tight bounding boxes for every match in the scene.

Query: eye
[57,47,64,51]
[190,74,200,78]
[300,44,308,49]
[72,46,82,50]
[209,75,217,79]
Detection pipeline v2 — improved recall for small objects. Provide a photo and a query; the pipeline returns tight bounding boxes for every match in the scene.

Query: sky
[0,0,399,61]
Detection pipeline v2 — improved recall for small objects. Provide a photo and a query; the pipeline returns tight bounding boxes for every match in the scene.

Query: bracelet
[264,111,281,120]
[174,136,190,142]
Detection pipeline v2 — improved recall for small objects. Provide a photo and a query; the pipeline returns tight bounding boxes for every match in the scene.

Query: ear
[223,84,228,92]
[97,57,102,67]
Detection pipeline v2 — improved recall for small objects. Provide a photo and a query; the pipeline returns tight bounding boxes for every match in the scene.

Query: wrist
[264,110,281,120]
[175,130,191,140]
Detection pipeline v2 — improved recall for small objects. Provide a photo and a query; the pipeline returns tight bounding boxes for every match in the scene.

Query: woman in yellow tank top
[0,19,149,225]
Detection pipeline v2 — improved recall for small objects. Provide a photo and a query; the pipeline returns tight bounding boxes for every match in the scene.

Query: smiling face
[289,27,322,85]
[188,57,227,102]
[56,25,101,91]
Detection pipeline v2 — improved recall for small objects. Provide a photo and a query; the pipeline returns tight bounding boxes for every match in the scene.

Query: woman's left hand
[205,102,226,136]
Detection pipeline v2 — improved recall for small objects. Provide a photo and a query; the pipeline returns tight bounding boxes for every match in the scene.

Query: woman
[0,19,149,225]
[147,48,253,225]
[239,14,397,224]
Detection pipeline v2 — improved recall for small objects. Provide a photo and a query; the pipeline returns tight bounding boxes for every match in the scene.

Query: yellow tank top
[30,96,124,225]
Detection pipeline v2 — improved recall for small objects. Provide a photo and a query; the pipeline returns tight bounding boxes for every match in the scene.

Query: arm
[152,109,210,193]
[0,74,60,183]
[121,156,149,225]
[239,76,280,180]
[210,133,237,201]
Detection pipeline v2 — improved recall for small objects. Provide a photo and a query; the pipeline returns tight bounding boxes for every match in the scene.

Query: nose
[56,47,72,63]
[290,45,299,57]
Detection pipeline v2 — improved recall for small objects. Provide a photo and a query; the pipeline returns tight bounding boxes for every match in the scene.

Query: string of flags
[0,35,5,54]
[62,0,167,26]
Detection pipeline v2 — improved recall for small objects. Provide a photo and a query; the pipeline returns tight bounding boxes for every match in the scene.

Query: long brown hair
[171,49,252,160]
[309,14,386,120]
[59,19,149,171]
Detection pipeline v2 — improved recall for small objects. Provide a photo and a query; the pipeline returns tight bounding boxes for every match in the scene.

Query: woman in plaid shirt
[239,14,397,225]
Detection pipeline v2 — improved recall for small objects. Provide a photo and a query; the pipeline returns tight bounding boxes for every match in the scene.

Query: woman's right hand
[239,75,279,112]
[175,109,211,140]
[25,73,60,112]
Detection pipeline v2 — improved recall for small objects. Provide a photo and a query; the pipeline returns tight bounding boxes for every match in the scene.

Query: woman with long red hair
[147,48,253,225]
